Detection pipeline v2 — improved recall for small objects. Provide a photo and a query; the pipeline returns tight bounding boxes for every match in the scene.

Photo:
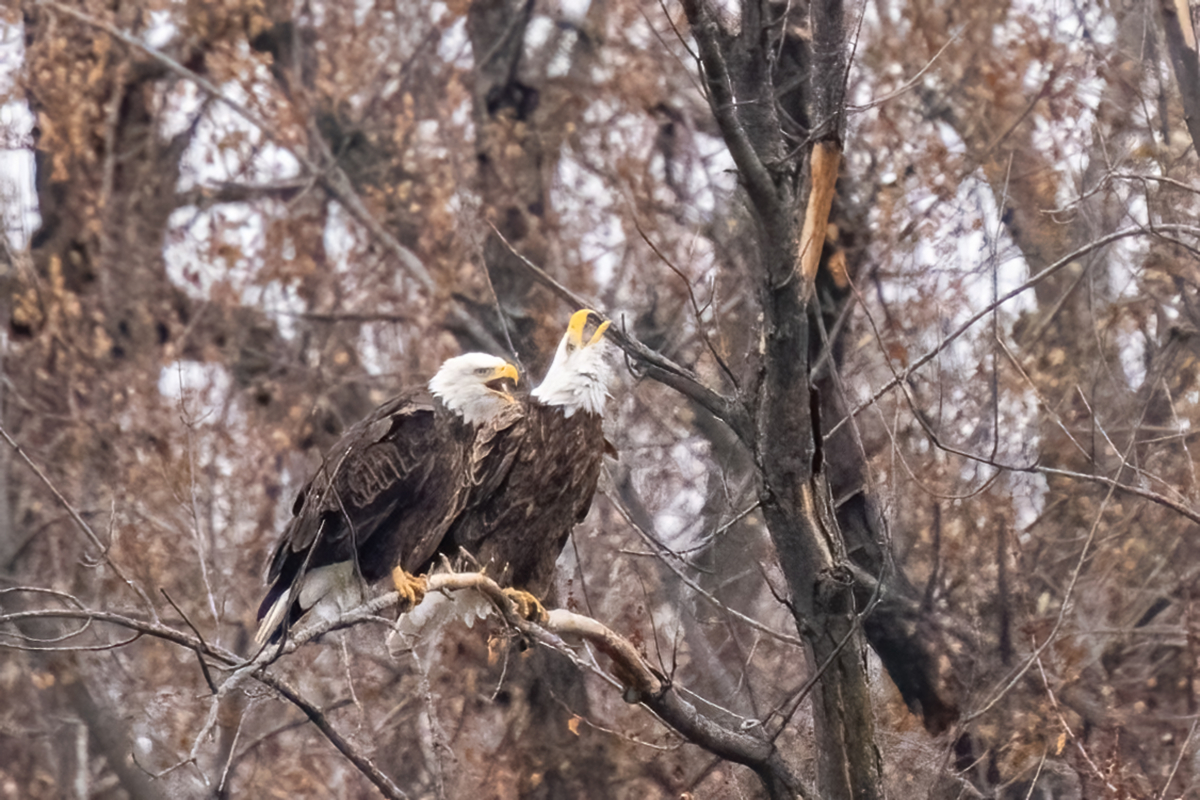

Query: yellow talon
[391,566,428,608]
[503,588,548,623]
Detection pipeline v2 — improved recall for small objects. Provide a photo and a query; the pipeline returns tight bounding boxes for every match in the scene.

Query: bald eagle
[254,353,520,644]
[444,309,615,616]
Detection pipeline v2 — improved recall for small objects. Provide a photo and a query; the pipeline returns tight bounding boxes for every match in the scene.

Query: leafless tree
[5,0,1200,798]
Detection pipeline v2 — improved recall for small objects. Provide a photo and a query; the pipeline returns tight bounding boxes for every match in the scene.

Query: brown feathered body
[449,402,606,596]
[255,352,521,644]
[255,393,466,638]
[255,313,613,643]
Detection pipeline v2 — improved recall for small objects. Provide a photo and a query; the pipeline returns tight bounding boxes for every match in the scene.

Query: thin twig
[632,217,740,390]
[0,423,157,615]
[0,631,142,652]
[1159,719,1198,800]
[1033,647,1114,791]
[476,237,523,370]
[831,223,1200,438]
[965,392,1145,722]
[175,367,221,629]
[605,471,804,648]
[215,704,245,799]
[160,588,218,694]
[846,26,964,111]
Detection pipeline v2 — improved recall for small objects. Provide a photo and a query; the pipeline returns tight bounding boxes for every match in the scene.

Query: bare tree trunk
[682,0,885,796]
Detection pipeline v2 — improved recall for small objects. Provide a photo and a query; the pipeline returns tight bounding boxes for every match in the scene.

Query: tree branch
[3,570,808,800]
[0,422,157,615]
[417,573,809,800]
[681,0,779,218]
[809,0,848,142]
[255,672,413,800]
[832,223,1200,436]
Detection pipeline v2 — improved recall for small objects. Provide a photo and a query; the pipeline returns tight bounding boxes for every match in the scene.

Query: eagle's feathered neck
[429,353,518,425]
[531,332,611,418]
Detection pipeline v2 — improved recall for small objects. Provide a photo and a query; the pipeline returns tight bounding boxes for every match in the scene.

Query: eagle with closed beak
[255,352,520,644]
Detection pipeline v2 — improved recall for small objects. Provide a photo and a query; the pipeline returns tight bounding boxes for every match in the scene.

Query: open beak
[485,362,520,396]
[566,309,611,350]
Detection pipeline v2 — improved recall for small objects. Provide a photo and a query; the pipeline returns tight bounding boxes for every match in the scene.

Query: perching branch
[414,573,809,800]
[2,570,807,800]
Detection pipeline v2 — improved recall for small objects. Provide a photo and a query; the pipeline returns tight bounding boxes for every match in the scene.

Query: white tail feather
[254,561,363,644]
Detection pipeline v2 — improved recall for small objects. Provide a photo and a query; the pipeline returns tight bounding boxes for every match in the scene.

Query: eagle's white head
[532,309,613,418]
[429,353,520,424]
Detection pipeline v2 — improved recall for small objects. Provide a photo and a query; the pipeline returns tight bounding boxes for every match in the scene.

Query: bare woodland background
[4,0,1200,797]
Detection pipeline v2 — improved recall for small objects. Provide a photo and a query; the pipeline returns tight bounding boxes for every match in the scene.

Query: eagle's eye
[475,367,491,375]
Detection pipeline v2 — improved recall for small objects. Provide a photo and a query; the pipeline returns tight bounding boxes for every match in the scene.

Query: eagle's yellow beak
[589,318,612,346]
[567,309,611,349]
[495,363,519,385]
[485,362,520,397]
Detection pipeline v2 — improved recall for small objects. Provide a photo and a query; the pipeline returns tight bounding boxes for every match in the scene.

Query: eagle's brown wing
[448,402,606,596]
[256,390,472,638]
